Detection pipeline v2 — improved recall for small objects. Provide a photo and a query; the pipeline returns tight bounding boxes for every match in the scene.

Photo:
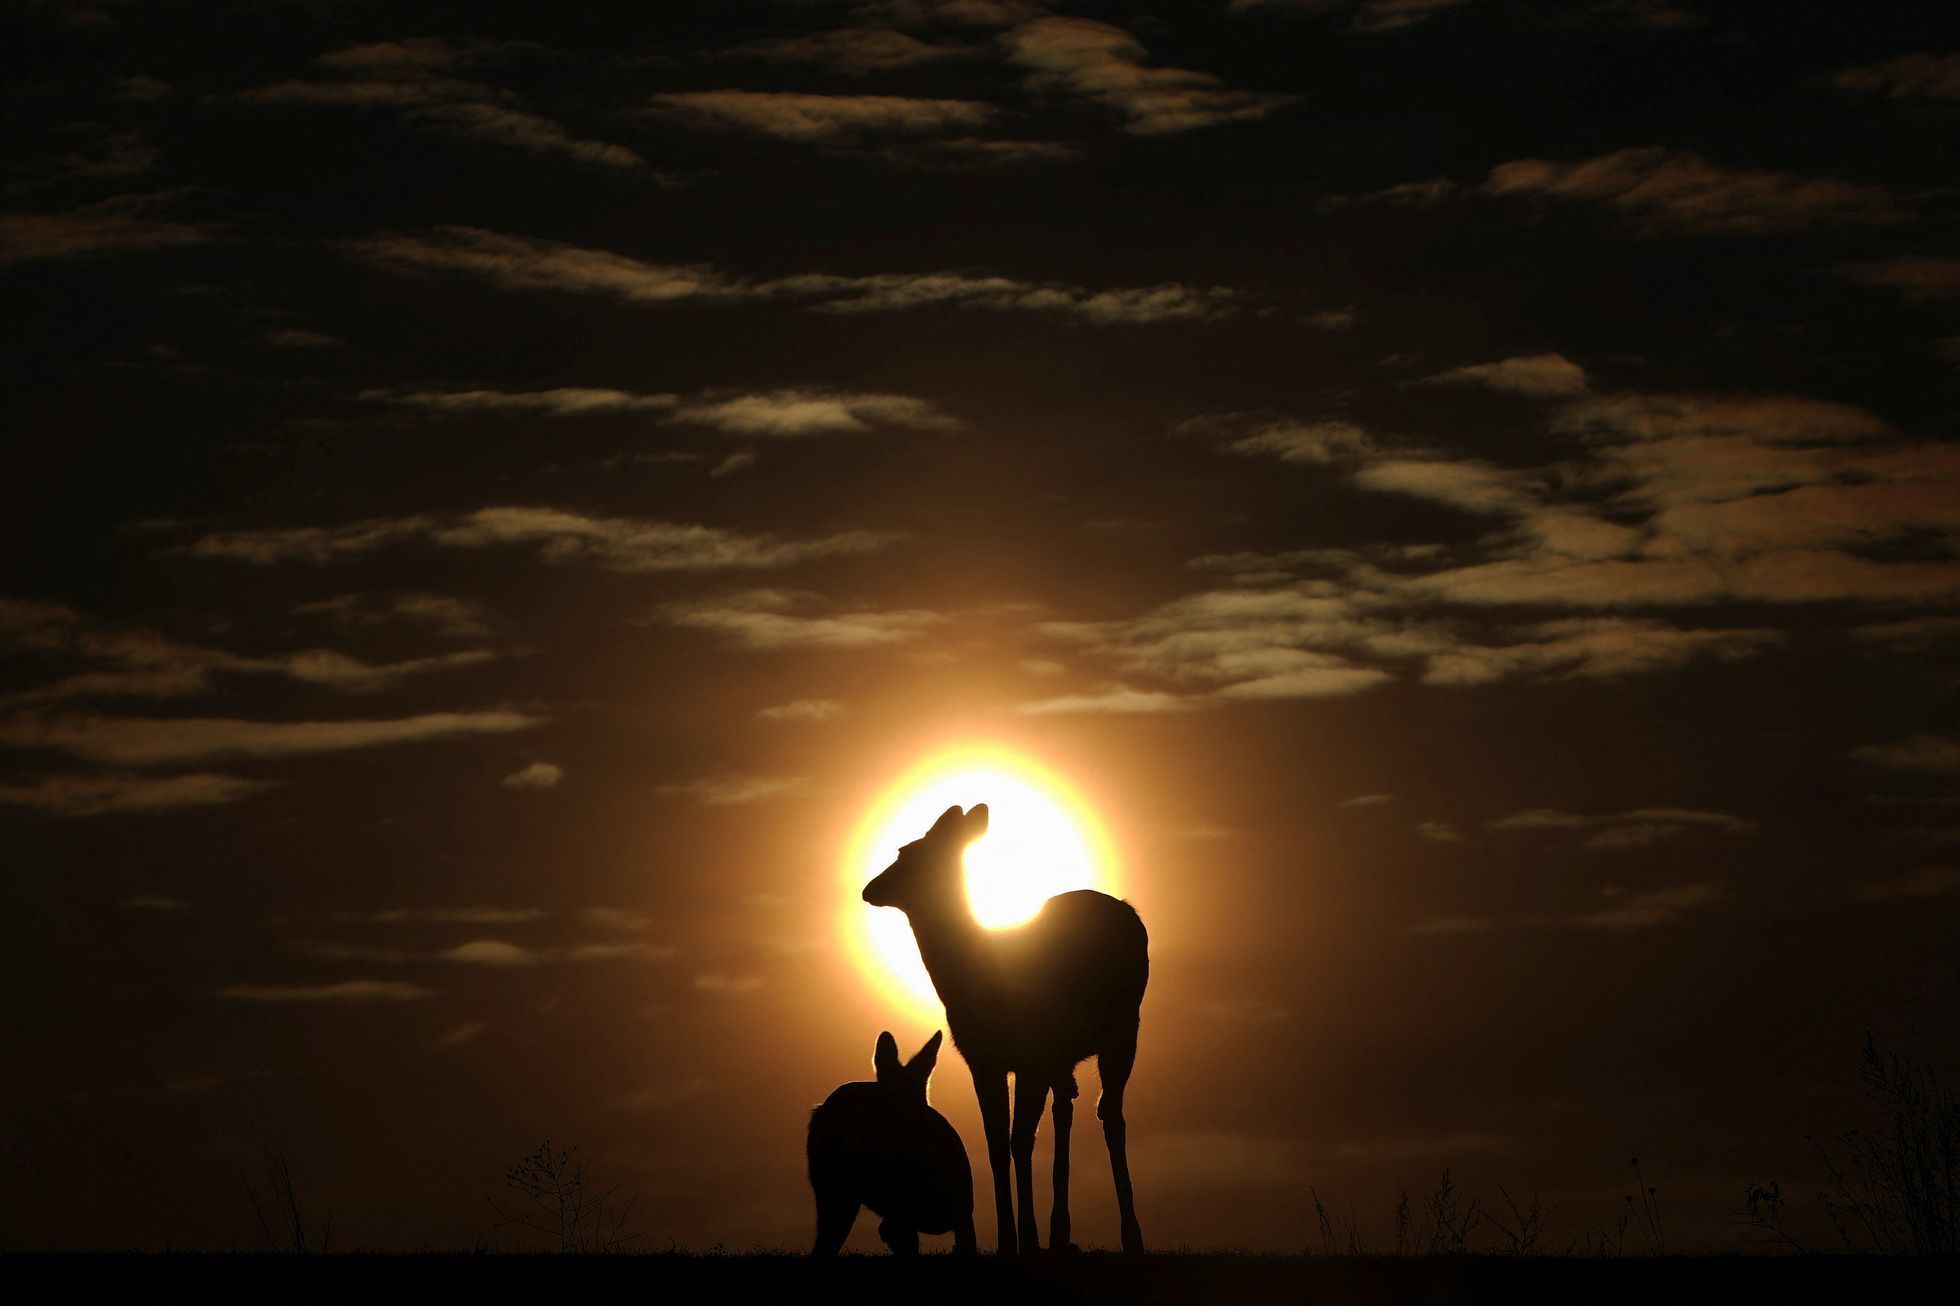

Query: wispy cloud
[1003,17,1296,134]
[0,771,277,816]
[649,90,993,141]
[662,590,943,651]
[346,226,1242,324]
[1422,353,1590,396]
[500,761,563,790]
[1850,733,1960,775]
[0,191,222,266]
[757,698,844,723]
[1834,256,1960,302]
[1483,147,1911,236]
[1833,52,1960,101]
[656,775,809,806]
[234,39,645,169]
[217,980,435,1003]
[739,26,982,75]
[1851,867,1960,901]
[0,710,543,766]
[1491,805,1755,849]
[185,506,894,573]
[667,389,959,436]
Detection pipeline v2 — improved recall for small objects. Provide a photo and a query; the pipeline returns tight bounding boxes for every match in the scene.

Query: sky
[3,0,1957,1254]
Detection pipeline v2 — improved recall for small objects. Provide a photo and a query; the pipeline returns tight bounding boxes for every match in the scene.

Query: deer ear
[926,805,966,839]
[874,1031,901,1080]
[964,804,989,841]
[908,1030,943,1079]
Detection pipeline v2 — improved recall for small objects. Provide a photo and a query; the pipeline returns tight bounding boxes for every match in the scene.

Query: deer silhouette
[863,803,1147,1256]
[806,1030,976,1257]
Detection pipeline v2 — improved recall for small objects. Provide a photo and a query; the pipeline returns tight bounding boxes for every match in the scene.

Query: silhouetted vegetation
[487,1141,642,1253]
[1745,1035,1959,1254]
[243,1147,330,1254]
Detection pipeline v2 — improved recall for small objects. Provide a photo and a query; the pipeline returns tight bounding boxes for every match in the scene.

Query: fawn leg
[878,1220,919,1257]
[810,1192,857,1257]
[1050,1079,1075,1253]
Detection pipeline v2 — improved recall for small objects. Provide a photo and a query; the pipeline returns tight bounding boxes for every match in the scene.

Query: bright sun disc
[842,748,1118,1020]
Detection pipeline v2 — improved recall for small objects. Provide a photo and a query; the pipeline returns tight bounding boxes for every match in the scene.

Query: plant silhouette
[864,803,1150,1256]
[807,1030,976,1256]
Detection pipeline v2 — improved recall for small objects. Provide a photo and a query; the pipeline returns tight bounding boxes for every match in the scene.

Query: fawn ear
[964,804,989,841]
[927,805,966,840]
[908,1030,943,1079]
[874,1030,901,1081]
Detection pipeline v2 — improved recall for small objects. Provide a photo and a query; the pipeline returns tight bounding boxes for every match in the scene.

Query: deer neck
[904,902,997,1005]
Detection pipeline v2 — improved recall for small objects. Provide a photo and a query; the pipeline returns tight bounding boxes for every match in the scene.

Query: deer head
[872,1029,943,1104]
[862,803,989,917]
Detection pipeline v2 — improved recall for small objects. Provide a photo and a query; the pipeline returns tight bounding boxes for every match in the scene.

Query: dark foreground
[12,1252,1956,1303]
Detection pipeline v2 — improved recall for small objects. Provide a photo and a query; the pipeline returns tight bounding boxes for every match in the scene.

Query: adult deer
[863,803,1147,1256]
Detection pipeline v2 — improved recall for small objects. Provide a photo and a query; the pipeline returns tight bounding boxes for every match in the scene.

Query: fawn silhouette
[863,803,1148,1256]
[806,1029,976,1257]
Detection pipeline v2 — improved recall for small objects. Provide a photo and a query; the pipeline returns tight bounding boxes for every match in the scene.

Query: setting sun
[842,748,1120,1018]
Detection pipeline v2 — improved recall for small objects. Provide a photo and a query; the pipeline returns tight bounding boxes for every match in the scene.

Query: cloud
[411,101,646,169]
[365,386,680,416]
[1214,419,1378,465]
[439,939,540,966]
[1420,619,1782,685]
[1850,733,1960,775]
[217,980,435,1003]
[1490,805,1754,849]
[1351,458,1538,515]
[1423,353,1590,396]
[234,42,645,169]
[431,1020,488,1047]
[757,698,844,722]
[1851,868,1960,901]
[1833,52,1960,101]
[662,590,943,651]
[501,761,563,790]
[1015,684,1197,715]
[1417,820,1463,842]
[186,506,894,573]
[693,973,765,994]
[332,906,545,926]
[0,771,277,816]
[657,775,809,806]
[1415,881,1731,934]
[346,226,1241,323]
[123,894,188,911]
[1483,147,1910,236]
[1003,17,1296,134]
[1350,0,1475,33]
[0,709,543,766]
[1834,256,1960,301]
[0,191,221,266]
[0,597,504,705]
[1571,881,1729,929]
[649,91,992,141]
[666,389,959,437]
[740,26,981,74]
[293,592,492,638]
[1337,793,1396,808]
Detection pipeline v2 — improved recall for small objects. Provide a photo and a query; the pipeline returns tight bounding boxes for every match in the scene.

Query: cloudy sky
[3,0,1956,1253]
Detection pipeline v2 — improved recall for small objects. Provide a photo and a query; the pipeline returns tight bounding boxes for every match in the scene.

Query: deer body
[806,1031,976,1256]
[864,804,1148,1256]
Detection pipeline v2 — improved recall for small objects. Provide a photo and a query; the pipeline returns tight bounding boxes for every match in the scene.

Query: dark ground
[12,1253,1956,1303]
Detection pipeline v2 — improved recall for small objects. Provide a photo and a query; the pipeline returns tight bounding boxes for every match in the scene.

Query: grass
[13,1250,1955,1305]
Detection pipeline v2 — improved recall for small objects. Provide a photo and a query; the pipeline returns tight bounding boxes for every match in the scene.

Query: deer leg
[1050,1076,1076,1253]
[810,1191,857,1257]
[972,1065,1016,1257]
[1099,1032,1146,1255]
[877,1219,919,1257]
[1011,1073,1049,1257]
[953,1211,977,1257]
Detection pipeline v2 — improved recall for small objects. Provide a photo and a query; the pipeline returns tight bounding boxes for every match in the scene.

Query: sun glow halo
[843,749,1118,1019]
